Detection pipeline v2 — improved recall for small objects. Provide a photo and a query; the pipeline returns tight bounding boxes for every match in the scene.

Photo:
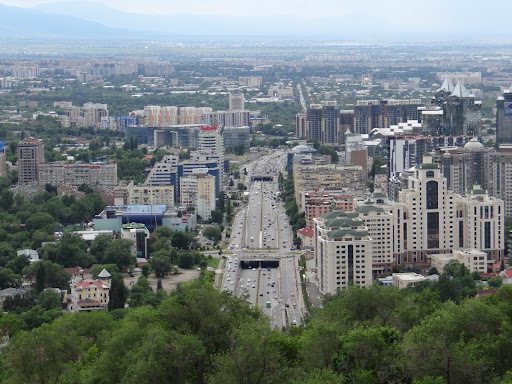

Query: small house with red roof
[500,269,512,285]
[296,227,314,249]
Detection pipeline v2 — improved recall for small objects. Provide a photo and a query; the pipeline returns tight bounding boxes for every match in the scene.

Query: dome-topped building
[464,137,484,150]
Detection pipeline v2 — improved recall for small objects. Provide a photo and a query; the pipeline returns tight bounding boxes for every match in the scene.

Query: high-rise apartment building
[320,101,340,144]
[496,90,512,144]
[398,160,457,264]
[180,171,216,220]
[296,112,307,138]
[387,135,474,184]
[179,107,212,125]
[228,92,245,111]
[144,106,178,126]
[432,138,491,195]
[306,104,322,141]
[196,172,216,220]
[17,138,44,185]
[198,126,224,154]
[299,101,347,144]
[354,99,423,135]
[239,76,262,87]
[202,110,250,128]
[486,145,512,219]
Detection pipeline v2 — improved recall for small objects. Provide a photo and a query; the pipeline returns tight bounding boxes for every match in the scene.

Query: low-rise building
[429,249,487,274]
[0,288,26,307]
[392,273,425,289]
[296,227,314,249]
[16,249,39,263]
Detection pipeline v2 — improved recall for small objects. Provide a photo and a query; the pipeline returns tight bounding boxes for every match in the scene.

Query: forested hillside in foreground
[2,279,512,384]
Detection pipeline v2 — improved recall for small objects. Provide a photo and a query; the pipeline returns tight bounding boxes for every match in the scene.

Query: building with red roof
[296,227,314,249]
[68,269,111,312]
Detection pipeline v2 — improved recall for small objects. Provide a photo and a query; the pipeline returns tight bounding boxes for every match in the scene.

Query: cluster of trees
[3,279,512,383]
[278,172,305,248]
[0,179,105,260]
[149,226,209,277]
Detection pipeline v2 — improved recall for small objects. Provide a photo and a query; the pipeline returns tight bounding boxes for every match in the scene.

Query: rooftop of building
[392,272,425,282]
[291,144,316,152]
[320,210,359,220]
[73,280,109,289]
[122,222,148,230]
[327,229,369,239]
[325,218,364,228]
[418,163,438,170]
[297,227,314,237]
[355,205,385,214]
[0,288,27,298]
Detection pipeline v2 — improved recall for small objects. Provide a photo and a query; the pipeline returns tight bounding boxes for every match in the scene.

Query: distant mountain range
[0,1,510,42]
[0,3,139,40]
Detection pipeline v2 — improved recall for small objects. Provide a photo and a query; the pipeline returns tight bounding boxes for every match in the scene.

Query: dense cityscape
[1,1,512,383]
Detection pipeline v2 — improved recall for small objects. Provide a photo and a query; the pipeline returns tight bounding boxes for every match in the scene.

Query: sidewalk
[305,255,324,307]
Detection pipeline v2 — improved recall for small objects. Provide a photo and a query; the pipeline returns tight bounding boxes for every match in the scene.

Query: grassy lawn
[208,257,220,269]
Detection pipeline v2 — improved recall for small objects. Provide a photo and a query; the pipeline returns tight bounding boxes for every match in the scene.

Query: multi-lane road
[220,149,305,329]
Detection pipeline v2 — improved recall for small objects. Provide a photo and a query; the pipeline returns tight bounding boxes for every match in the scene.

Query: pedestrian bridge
[251,175,273,182]
[240,259,280,269]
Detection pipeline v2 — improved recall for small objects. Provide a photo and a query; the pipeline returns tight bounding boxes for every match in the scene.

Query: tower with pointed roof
[442,80,482,136]
[97,268,111,287]
[432,76,455,107]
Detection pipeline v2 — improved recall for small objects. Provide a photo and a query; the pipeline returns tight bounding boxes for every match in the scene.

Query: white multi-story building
[198,126,223,154]
[38,162,118,189]
[198,126,224,183]
[144,154,179,186]
[455,186,504,263]
[120,223,150,260]
[180,171,216,220]
[397,158,457,265]
[354,204,394,277]
[314,211,373,293]
[128,185,174,206]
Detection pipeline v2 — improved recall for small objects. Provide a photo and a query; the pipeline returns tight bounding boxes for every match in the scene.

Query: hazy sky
[0,0,509,36]
[0,0,507,18]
